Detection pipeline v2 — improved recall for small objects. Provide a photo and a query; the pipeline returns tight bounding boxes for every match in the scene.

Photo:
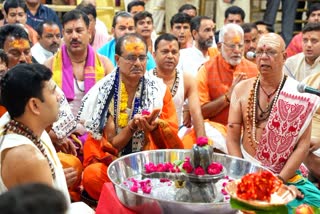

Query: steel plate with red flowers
[225,171,296,208]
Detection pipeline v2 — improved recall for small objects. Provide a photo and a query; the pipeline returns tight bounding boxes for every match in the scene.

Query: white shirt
[177,46,211,77]
[31,42,54,64]
[284,52,320,82]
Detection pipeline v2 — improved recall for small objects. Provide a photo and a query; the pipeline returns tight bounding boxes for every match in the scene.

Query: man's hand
[288,185,304,199]
[64,167,78,188]
[227,72,247,99]
[132,109,160,132]
[57,138,77,156]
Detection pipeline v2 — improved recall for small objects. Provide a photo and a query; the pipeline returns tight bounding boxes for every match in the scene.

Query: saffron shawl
[52,45,104,100]
[255,77,320,174]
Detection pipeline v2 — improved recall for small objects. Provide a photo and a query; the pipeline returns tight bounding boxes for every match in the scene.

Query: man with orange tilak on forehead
[0,24,84,203]
[77,33,183,201]
[31,20,61,64]
[197,23,258,153]
[227,33,320,212]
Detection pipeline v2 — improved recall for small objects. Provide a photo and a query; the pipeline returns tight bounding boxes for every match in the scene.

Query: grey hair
[218,23,244,43]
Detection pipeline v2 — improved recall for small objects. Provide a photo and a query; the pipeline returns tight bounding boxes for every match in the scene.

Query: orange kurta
[82,88,183,200]
[197,53,258,125]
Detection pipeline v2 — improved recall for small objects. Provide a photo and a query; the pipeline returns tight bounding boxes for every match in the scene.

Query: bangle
[277,175,286,183]
[224,93,230,104]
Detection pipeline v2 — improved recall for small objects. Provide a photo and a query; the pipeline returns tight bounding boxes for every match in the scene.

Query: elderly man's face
[63,17,90,54]
[255,33,286,74]
[115,37,147,82]
[3,36,32,68]
[220,30,244,66]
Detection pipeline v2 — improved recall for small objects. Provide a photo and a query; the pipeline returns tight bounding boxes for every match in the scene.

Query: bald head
[257,33,285,52]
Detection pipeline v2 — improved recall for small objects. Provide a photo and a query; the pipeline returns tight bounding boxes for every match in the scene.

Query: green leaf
[230,198,288,214]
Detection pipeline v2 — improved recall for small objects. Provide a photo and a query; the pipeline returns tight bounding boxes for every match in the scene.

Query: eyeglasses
[120,55,148,64]
[255,50,279,57]
[222,42,244,50]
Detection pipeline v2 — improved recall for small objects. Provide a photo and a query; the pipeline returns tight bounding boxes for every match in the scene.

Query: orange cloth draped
[286,32,302,58]
[57,152,83,202]
[0,106,7,117]
[208,47,219,58]
[197,53,258,125]
[82,88,183,200]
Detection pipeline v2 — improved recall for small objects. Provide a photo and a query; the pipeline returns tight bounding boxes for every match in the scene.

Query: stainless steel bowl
[107,149,266,214]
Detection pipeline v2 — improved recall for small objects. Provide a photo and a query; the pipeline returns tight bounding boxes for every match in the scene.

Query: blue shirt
[26,4,62,33]
[98,38,156,70]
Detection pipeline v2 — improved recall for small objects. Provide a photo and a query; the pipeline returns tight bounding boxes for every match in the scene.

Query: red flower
[196,137,208,147]
[182,161,193,173]
[194,166,205,175]
[142,109,150,115]
[207,162,223,175]
[145,163,157,173]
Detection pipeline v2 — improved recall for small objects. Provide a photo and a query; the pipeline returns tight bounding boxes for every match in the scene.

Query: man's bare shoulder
[235,77,256,92]
[3,144,46,165]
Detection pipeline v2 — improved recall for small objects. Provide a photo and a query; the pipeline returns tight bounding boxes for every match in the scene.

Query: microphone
[246,51,256,59]
[297,83,320,96]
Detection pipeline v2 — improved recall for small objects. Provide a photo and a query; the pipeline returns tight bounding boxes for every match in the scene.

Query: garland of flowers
[118,81,129,128]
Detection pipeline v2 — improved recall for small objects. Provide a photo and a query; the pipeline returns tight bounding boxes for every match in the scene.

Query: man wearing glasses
[196,23,258,153]
[227,33,320,212]
[77,33,184,201]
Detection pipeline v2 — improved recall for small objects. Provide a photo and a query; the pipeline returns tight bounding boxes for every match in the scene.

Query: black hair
[224,6,245,20]
[36,20,60,37]
[178,3,197,14]
[254,20,274,33]
[302,22,320,34]
[112,11,132,28]
[190,15,212,32]
[154,33,179,51]
[170,12,191,29]
[4,0,27,14]
[0,49,9,67]
[127,1,145,13]
[307,3,320,19]
[0,64,52,118]
[0,24,29,49]
[0,183,68,214]
[62,9,90,28]
[241,23,258,34]
[133,11,153,26]
[115,33,147,56]
[76,2,97,20]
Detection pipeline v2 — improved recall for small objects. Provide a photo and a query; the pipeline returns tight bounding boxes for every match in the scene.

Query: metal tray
[107,149,266,214]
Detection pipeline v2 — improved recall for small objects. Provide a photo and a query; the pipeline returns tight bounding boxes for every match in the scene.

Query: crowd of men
[0,0,320,213]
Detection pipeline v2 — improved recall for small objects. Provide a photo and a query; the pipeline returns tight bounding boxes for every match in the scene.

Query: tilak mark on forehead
[258,37,281,49]
[232,34,241,43]
[10,39,29,49]
[124,41,145,53]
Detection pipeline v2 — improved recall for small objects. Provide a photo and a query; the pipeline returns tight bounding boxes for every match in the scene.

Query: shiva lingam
[142,138,226,203]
